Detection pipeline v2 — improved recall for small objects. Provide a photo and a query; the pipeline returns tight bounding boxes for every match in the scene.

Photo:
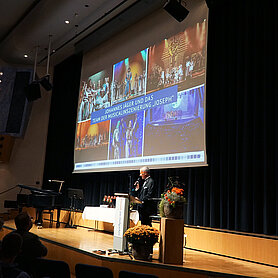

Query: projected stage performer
[112,121,121,159]
[124,67,132,99]
[121,114,137,158]
[134,166,157,226]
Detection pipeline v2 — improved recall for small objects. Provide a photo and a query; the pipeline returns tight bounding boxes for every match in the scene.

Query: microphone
[133,177,141,187]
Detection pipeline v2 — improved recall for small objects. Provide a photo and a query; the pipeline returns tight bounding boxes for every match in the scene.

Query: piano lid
[18,184,61,196]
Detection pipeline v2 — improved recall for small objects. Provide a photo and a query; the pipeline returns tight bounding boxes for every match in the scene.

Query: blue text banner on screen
[91,85,178,125]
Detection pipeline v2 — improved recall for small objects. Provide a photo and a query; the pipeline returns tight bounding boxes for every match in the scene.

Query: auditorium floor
[3,220,278,278]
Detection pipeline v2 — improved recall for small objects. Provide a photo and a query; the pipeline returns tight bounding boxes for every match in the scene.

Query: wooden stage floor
[2,220,278,278]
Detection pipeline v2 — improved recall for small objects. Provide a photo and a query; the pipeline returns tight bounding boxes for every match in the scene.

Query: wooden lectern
[159,218,184,265]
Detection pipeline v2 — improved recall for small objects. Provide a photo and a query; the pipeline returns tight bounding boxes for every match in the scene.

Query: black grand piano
[16,184,63,228]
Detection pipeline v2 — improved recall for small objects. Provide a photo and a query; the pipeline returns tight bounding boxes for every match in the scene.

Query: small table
[82,206,139,225]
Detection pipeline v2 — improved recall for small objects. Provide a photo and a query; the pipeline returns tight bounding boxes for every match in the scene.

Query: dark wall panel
[6,71,31,134]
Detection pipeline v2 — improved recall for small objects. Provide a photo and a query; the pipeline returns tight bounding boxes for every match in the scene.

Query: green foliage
[159,198,166,217]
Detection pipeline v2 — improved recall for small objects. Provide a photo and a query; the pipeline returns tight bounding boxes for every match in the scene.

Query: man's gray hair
[140,166,150,174]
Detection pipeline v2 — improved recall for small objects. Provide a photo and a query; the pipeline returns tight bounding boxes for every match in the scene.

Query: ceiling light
[65,20,70,24]
[0,72,3,75]
[24,54,28,58]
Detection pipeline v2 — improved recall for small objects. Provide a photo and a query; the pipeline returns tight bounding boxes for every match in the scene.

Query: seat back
[119,270,158,278]
[34,258,71,278]
[75,263,113,278]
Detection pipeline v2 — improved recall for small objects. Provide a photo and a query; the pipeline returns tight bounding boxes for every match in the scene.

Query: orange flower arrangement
[159,177,187,217]
[124,225,159,245]
[161,187,186,207]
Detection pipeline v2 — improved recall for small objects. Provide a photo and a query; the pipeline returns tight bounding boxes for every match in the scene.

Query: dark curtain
[43,0,278,236]
[43,53,82,186]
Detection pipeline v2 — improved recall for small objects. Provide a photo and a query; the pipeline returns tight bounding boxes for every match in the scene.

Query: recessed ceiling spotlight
[85,4,89,7]
[24,54,28,58]
[0,72,3,75]
[52,49,56,53]
[65,20,70,24]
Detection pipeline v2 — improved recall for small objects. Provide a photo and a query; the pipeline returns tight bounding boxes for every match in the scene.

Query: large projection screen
[74,1,208,173]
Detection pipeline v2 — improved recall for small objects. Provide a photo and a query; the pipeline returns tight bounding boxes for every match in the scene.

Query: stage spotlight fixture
[25,81,41,101]
[39,75,52,91]
[163,0,189,22]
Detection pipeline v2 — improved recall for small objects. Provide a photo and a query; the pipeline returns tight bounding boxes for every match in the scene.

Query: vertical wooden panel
[159,218,184,264]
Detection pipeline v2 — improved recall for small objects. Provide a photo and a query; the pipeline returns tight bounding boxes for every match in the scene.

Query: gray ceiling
[0,0,202,68]
[0,0,166,67]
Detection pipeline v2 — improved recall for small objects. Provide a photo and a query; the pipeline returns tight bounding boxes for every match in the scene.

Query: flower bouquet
[102,195,116,208]
[159,177,186,218]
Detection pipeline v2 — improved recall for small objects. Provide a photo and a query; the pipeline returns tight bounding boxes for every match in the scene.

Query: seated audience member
[11,212,47,274]
[0,218,4,249]
[0,218,4,230]
[0,232,30,278]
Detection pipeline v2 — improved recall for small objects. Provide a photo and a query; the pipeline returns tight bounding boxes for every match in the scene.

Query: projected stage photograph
[112,49,148,105]
[77,69,112,122]
[147,21,207,94]
[143,85,205,156]
[75,120,110,162]
[108,111,144,160]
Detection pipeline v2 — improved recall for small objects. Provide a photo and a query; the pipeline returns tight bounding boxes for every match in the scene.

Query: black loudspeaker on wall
[163,0,189,22]
[39,75,52,91]
[25,81,41,102]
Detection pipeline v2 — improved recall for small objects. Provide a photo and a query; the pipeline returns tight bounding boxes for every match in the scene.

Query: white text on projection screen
[74,14,207,173]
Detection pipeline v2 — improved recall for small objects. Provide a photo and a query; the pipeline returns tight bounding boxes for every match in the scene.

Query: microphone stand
[65,194,77,229]
[128,174,132,195]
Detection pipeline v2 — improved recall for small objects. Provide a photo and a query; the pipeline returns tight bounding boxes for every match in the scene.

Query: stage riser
[2,223,278,278]
[42,240,218,278]
[0,228,224,278]
[23,208,278,267]
[185,227,278,267]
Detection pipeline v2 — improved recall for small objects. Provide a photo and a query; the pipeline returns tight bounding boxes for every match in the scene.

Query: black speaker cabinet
[25,81,41,102]
[163,0,189,22]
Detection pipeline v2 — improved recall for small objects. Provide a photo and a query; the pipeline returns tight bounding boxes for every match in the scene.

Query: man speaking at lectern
[135,166,156,226]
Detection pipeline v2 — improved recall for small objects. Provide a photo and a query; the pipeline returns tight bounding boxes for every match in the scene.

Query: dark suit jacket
[138,177,156,215]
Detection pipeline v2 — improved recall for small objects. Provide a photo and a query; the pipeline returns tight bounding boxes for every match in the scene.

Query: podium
[113,193,142,251]
[113,193,130,251]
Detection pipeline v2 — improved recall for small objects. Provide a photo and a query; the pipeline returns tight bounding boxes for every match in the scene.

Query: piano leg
[56,208,61,228]
[36,208,43,228]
